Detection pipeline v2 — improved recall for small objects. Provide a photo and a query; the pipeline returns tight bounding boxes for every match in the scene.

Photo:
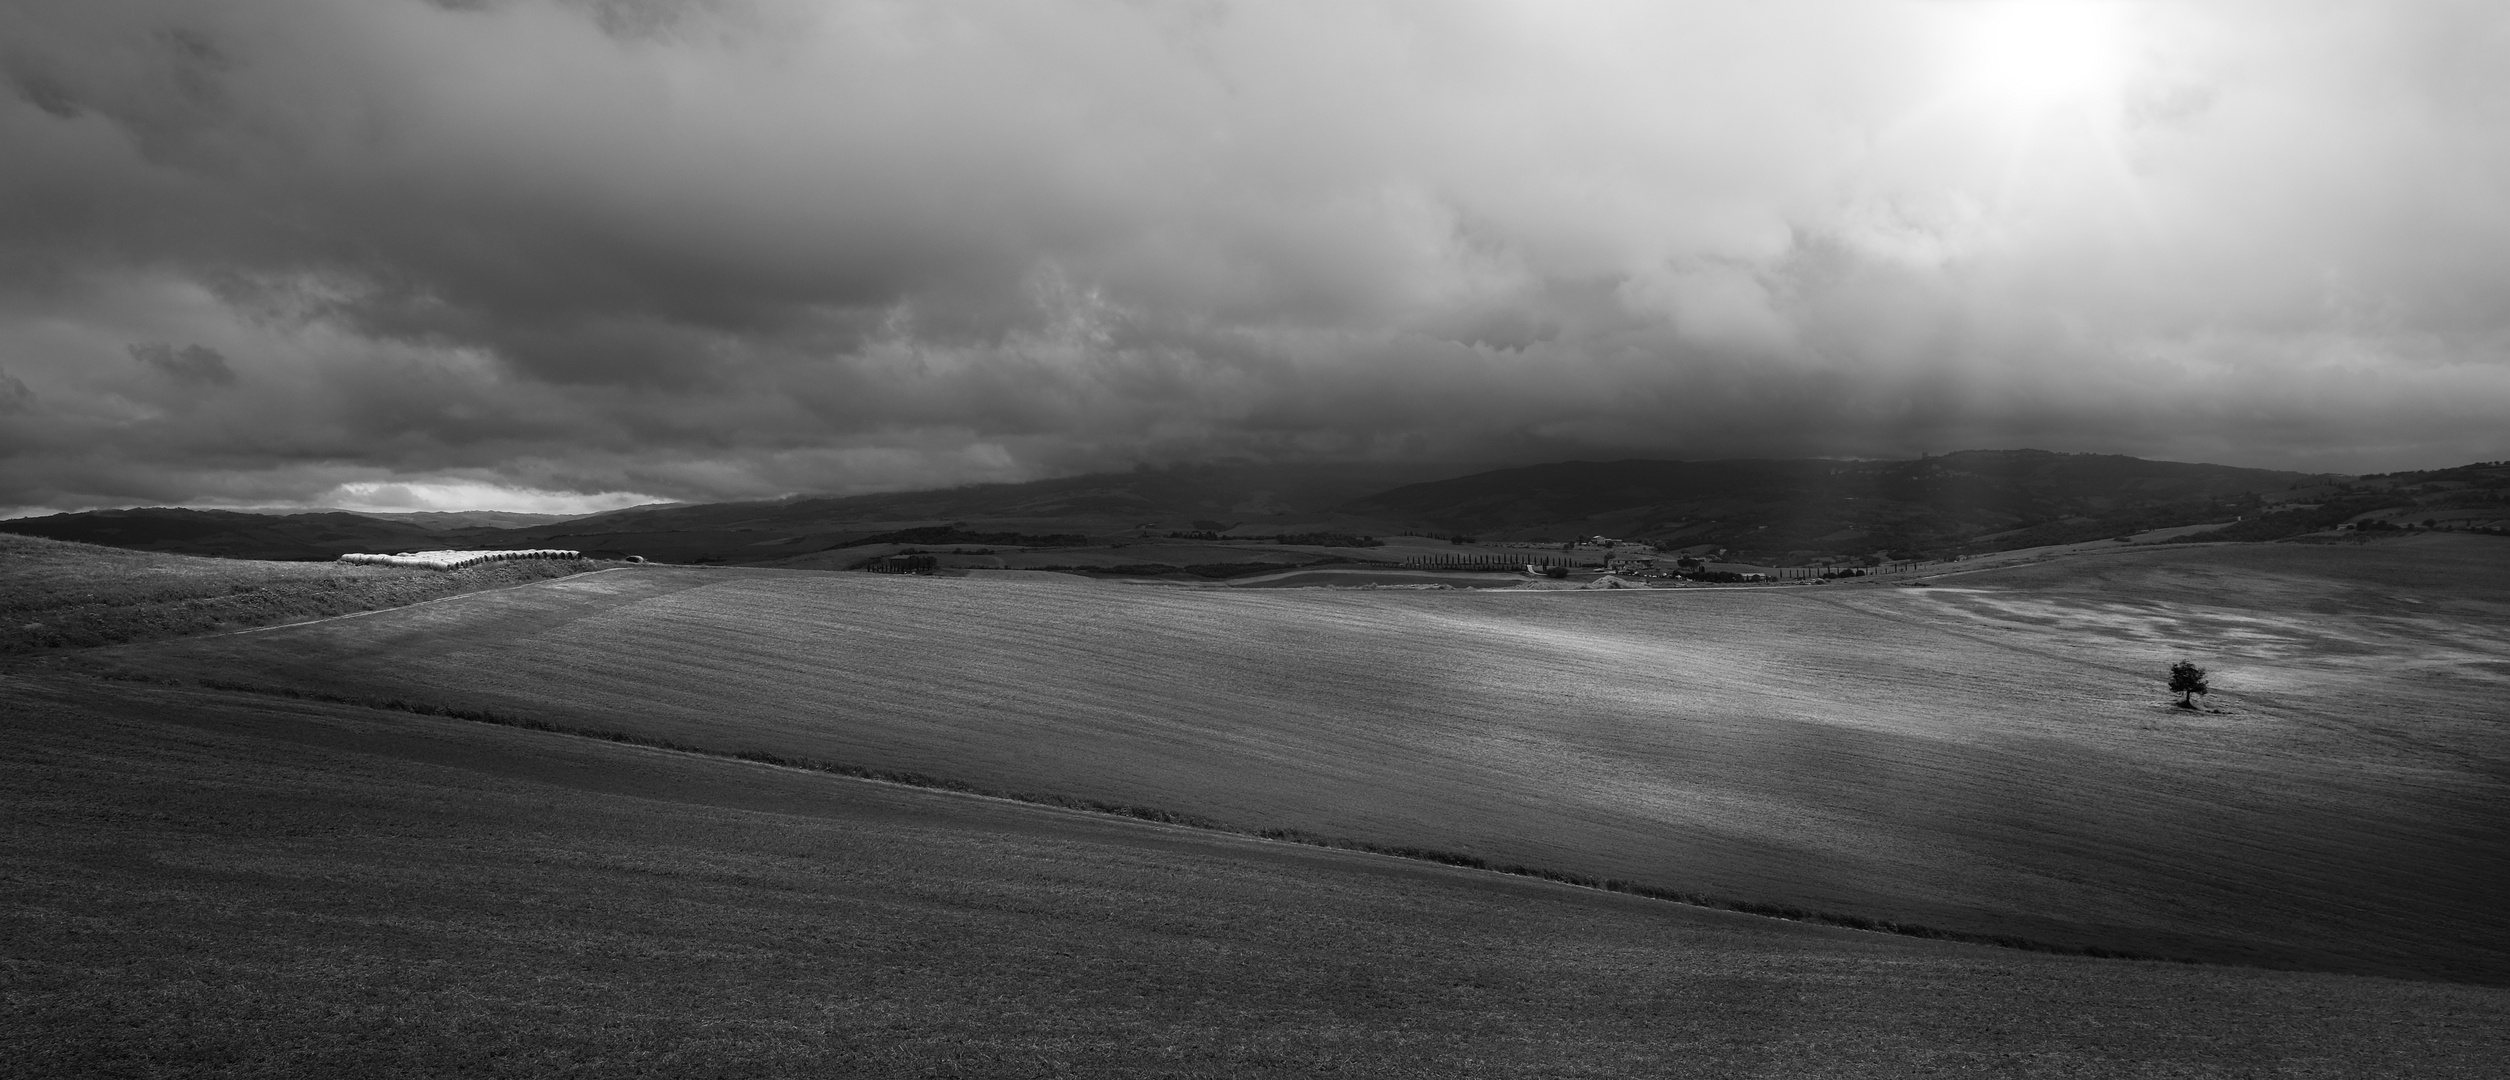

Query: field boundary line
[205,564,644,641]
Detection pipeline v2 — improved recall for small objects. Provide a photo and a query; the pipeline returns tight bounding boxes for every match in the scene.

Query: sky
[3,0,2506,515]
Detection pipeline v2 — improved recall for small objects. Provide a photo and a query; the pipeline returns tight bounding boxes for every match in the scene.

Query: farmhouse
[1605,554,1660,576]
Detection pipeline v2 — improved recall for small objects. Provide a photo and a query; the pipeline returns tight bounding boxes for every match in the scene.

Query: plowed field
[14,675,2505,1076]
[68,534,2510,982]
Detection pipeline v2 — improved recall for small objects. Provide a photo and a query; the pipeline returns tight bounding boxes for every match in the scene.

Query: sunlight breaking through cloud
[2,0,2505,509]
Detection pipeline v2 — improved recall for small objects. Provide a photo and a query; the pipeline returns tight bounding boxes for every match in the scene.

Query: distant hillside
[1337,450,2334,558]
[13,454,2487,566]
[487,461,1481,563]
[0,506,626,560]
[542,461,1475,534]
[0,507,458,560]
[347,509,605,530]
[0,464,1473,565]
[2349,460,2510,531]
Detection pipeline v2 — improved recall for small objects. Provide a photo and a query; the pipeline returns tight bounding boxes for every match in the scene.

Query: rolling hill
[59,532,2510,984]
[12,670,2505,1075]
[0,507,454,560]
[0,533,605,653]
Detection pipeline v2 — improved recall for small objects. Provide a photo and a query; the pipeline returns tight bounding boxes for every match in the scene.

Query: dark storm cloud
[129,342,236,385]
[2,0,2506,513]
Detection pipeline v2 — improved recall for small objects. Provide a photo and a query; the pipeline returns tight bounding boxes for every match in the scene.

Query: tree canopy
[2169,661,2210,708]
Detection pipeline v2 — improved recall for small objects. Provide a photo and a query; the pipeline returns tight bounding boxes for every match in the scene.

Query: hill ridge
[11,453,2501,565]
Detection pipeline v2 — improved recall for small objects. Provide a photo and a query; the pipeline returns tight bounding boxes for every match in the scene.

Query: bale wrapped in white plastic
[338,548,582,570]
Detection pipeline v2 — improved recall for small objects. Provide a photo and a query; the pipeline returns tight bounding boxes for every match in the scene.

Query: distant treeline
[1916,497,2278,557]
[852,526,1092,548]
[1264,532,1381,547]
[1401,553,1568,570]
[1162,531,1385,547]
[1047,560,1340,579]
[2159,496,2405,545]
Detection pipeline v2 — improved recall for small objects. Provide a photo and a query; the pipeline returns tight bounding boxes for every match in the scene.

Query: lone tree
[2168,660,2210,709]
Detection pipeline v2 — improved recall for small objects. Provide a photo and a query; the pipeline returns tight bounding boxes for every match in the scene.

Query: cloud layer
[5,0,2507,512]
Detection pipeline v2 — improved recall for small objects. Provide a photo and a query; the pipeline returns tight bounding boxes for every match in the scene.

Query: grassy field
[7,673,2506,1077]
[54,533,2510,983]
[0,534,603,654]
[1907,533,2510,728]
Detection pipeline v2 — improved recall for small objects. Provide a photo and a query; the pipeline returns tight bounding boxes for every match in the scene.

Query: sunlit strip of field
[74,548,2510,982]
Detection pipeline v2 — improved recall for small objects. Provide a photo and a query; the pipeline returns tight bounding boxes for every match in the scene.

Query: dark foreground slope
[62,535,2510,982]
[6,674,2505,1078]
